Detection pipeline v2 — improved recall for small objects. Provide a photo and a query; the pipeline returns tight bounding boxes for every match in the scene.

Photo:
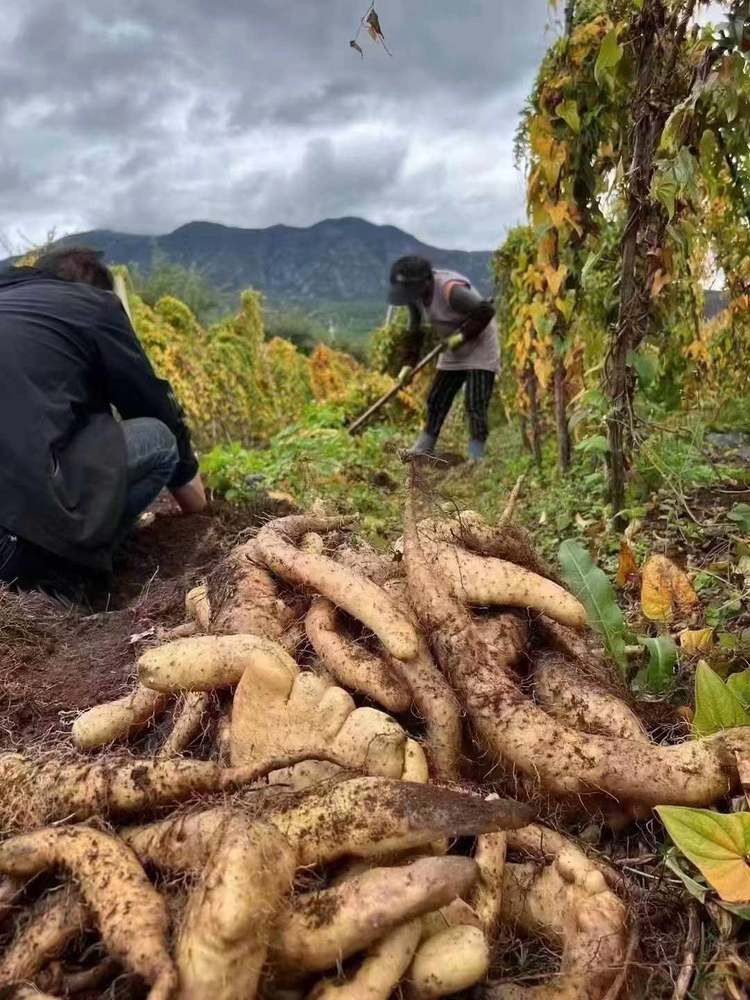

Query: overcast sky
[0,0,568,252]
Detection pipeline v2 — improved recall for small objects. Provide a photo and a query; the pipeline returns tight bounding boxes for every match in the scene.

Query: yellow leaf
[680,628,715,655]
[542,263,568,298]
[641,555,700,622]
[658,806,750,903]
[545,201,571,229]
[616,540,639,589]
[650,268,671,299]
[534,355,554,390]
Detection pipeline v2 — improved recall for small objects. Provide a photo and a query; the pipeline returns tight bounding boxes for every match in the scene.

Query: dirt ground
[0,493,287,751]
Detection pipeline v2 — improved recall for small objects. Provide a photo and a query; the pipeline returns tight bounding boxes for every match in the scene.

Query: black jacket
[0,268,199,571]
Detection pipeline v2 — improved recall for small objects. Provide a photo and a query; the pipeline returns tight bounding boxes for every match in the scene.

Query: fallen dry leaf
[616,540,639,589]
[680,628,715,655]
[641,554,700,622]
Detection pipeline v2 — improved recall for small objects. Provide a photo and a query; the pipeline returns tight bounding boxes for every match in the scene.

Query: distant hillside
[50,217,493,307]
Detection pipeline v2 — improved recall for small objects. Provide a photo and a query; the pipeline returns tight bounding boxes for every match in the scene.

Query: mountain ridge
[49,216,494,305]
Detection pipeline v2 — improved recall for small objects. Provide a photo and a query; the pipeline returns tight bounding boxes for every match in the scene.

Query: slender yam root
[472,832,507,941]
[408,925,490,999]
[421,539,586,629]
[273,856,479,974]
[438,510,560,583]
[0,826,177,999]
[536,617,626,693]
[402,740,430,783]
[269,777,534,867]
[308,920,423,1000]
[208,540,296,644]
[0,752,308,832]
[185,584,212,630]
[383,579,463,782]
[71,684,170,750]
[9,988,61,999]
[305,598,410,713]
[421,899,483,937]
[255,515,419,660]
[533,653,648,744]
[0,888,87,988]
[176,817,296,1000]
[158,691,211,758]
[402,479,750,808]
[138,634,298,693]
[494,843,629,999]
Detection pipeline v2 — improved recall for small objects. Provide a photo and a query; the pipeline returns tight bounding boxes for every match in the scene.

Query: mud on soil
[0,494,288,750]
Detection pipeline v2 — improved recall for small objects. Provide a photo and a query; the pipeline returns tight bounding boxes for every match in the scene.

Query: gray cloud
[0,0,558,251]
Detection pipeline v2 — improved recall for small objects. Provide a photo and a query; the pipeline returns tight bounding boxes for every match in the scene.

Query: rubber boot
[410,431,437,456]
[468,438,486,461]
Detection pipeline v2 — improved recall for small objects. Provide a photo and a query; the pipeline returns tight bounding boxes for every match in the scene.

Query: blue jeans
[0,418,179,584]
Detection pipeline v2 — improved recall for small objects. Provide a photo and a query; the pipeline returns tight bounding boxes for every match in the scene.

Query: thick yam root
[273,856,479,974]
[421,899,483,937]
[402,481,750,808]
[186,584,212,630]
[408,924,490,999]
[158,692,211,758]
[138,634,298,692]
[209,541,296,644]
[421,539,586,629]
[402,740,430,783]
[536,617,626,693]
[305,598,410,713]
[176,816,296,1000]
[308,920,423,1000]
[255,515,419,660]
[0,753,297,832]
[533,653,648,744]
[269,777,534,867]
[0,827,177,999]
[334,540,401,586]
[493,841,628,999]
[472,832,507,941]
[0,888,87,988]
[71,684,170,750]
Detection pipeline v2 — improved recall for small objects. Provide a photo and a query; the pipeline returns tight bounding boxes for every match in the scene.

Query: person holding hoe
[388,255,499,460]
[0,247,206,591]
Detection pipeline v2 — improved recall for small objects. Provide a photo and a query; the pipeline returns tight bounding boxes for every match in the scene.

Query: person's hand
[445,332,465,351]
[170,472,207,514]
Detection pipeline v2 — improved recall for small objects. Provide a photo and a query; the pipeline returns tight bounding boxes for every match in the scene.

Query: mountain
[53,217,494,306]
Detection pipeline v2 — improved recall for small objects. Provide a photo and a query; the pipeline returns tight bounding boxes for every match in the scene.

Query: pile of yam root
[2,472,747,1000]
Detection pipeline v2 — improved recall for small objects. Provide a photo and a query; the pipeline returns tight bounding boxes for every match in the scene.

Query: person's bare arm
[171,472,207,514]
[446,283,496,340]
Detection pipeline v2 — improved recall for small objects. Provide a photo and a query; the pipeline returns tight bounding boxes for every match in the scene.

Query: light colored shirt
[419,269,500,374]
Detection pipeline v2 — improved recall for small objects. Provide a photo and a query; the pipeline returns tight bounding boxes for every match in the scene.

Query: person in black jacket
[0,247,206,587]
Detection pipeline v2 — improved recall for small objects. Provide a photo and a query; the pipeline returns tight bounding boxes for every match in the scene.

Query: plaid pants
[424,369,496,442]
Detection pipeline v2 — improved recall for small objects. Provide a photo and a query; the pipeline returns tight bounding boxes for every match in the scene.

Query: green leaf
[651,169,677,220]
[558,540,628,675]
[663,848,709,903]
[728,503,750,533]
[575,434,610,455]
[657,806,750,902]
[633,636,678,695]
[727,669,750,710]
[627,349,659,387]
[581,248,603,288]
[699,128,718,167]
[594,27,624,88]
[673,147,698,194]
[557,99,581,134]
[692,661,750,737]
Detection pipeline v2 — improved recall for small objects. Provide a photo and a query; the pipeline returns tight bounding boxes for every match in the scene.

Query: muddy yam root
[71,684,170,750]
[255,515,419,660]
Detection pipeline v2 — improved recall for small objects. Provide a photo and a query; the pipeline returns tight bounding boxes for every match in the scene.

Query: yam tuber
[176,816,296,1000]
[138,633,298,693]
[0,826,177,1000]
[208,540,296,644]
[472,832,507,941]
[273,856,479,974]
[308,920,423,1000]
[185,584,212,630]
[305,597,410,713]
[71,684,170,750]
[0,888,87,989]
[158,691,211,758]
[255,515,419,660]
[533,653,648,744]
[408,925,490,999]
[402,479,750,808]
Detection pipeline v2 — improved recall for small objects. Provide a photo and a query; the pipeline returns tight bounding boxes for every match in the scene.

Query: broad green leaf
[699,129,718,167]
[633,636,678,695]
[594,27,623,88]
[627,349,659,388]
[692,661,750,737]
[657,806,750,902]
[727,669,750,710]
[581,248,603,288]
[673,147,698,194]
[728,503,750,533]
[558,540,628,675]
[557,99,581,134]
[575,434,610,455]
[651,169,677,220]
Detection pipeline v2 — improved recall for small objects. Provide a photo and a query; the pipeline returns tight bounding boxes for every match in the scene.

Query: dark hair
[34,247,114,291]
